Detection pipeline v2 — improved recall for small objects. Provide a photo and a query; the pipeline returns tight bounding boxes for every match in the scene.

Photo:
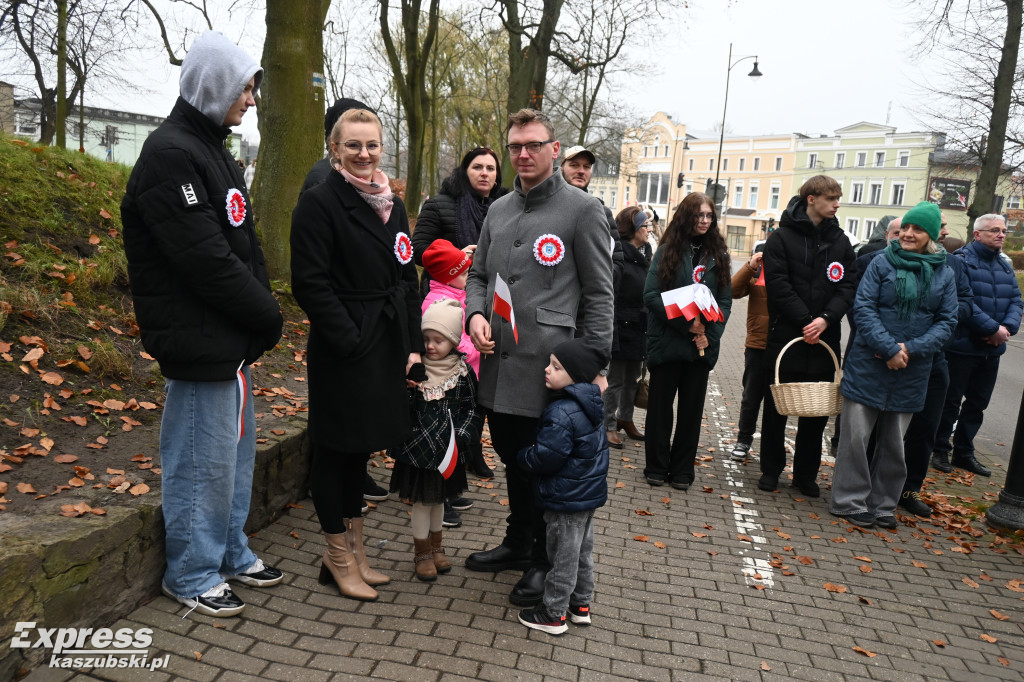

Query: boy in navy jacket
[516,338,610,635]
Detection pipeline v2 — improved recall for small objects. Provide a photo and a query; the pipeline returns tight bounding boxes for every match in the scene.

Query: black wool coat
[612,238,651,361]
[291,171,425,453]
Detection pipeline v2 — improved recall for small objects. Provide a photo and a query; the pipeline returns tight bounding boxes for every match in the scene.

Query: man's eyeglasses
[342,141,382,153]
[978,228,1008,235]
[506,140,554,155]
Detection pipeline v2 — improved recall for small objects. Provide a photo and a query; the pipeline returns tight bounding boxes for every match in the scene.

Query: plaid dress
[388,356,483,504]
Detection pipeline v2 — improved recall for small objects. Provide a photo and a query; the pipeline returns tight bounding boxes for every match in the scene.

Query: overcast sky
[80,0,936,144]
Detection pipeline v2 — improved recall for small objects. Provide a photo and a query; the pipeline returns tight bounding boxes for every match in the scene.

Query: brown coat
[731,263,768,350]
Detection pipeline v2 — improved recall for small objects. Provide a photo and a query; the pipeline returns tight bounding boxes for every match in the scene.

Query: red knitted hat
[422,240,471,284]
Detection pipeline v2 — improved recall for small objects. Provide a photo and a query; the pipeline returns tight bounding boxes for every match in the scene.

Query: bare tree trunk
[253,0,330,281]
[967,0,1022,232]
[56,0,67,148]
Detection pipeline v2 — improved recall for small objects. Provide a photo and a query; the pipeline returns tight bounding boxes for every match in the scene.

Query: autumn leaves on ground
[0,133,309,516]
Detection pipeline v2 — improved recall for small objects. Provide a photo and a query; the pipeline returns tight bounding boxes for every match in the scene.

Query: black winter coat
[763,195,857,375]
[122,98,282,381]
[517,383,609,513]
[612,239,651,361]
[290,172,425,452]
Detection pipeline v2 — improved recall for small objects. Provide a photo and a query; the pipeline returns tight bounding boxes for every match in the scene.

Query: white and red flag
[661,283,723,322]
[492,273,519,343]
[437,411,459,480]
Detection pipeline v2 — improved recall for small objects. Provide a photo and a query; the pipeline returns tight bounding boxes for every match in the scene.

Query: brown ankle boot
[346,517,390,586]
[413,537,437,581]
[429,530,451,574]
[319,531,378,601]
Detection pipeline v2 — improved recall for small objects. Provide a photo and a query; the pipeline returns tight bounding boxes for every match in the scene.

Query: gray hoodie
[179,30,263,127]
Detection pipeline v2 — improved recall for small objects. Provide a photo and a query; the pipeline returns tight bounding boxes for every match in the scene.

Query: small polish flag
[437,411,459,480]
[493,273,519,343]
[756,264,765,286]
[661,286,700,321]
[235,361,247,443]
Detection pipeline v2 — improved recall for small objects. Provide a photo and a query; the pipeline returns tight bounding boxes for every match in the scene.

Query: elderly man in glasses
[932,214,1022,476]
[464,108,613,610]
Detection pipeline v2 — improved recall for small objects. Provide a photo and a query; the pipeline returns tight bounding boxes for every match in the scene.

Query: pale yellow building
[615,112,689,228]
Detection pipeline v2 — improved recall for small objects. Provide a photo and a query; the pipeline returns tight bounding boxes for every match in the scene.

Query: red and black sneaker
[518,606,568,635]
[568,604,591,626]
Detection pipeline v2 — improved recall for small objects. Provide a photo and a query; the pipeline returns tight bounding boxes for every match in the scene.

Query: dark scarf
[455,192,491,248]
[884,241,947,319]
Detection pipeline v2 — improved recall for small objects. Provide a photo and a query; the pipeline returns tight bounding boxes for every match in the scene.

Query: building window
[770,185,781,210]
[775,156,783,171]
[1008,195,1022,209]
[733,184,744,208]
[688,158,694,171]
[869,182,882,205]
[739,158,746,171]
[874,151,885,167]
[748,183,759,209]
[709,158,715,171]
[753,157,761,171]
[609,189,617,209]
[864,219,877,237]
[835,152,845,169]
[685,183,692,194]
[891,183,905,206]
[625,186,630,204]
[851,182,864,203]
[847,217,860,238]
[638,173,670,205]
[898,151,910,167]
[722,158,729,171]
[597,188,605,201]
[808,153,818,169]
[856,152,867,167]
[663,145,669,157]
[727,225,745,251]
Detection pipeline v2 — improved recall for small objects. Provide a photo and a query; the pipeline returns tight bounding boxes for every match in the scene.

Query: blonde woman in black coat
[291,108,424,601]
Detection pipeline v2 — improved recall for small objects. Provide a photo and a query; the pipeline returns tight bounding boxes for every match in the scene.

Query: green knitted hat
[901,202,942,242]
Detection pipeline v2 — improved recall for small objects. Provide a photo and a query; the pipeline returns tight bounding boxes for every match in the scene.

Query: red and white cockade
[533,234,565,266]
[826,261,844,282]
[394,232,413,265]
[225,188,246,227]
[693,264,706,283]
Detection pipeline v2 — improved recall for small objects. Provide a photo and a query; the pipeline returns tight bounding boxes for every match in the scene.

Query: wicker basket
[769,337,843,417]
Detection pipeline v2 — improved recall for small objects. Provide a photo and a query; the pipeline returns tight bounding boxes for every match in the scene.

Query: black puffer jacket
[763,195,856,371]
[122,98,283,381]
[612,239,651,361]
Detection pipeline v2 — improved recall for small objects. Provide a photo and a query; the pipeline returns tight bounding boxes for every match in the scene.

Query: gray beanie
[179,31,263,127]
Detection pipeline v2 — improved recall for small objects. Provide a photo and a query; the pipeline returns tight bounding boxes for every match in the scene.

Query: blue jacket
[842,252,958,412]
[947,240,1023,357]
[517,383,609,513]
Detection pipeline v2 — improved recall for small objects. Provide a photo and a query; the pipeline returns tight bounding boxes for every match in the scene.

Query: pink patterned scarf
[337,166,394,224]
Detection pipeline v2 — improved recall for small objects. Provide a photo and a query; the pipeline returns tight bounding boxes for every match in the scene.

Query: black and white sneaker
[730,443,750,461]
[225,558,284,587]
[568,604,591,626]
[518,606,568,635]
[162,581,245,618]
[442,500,462,528]
[449,496,474,511]
[363,474,390,501]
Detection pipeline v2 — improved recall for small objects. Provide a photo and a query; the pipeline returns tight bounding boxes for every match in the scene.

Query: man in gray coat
[465,108,614,607]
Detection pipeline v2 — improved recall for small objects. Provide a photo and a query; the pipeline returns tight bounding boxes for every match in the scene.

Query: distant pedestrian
[642,192,732,490]
[830,202,957,529]
[758,175,856,497]
[932,214,1022,476]
[730,248,766,461]
[121,30,285,618]
[390,299,483,581]
[517,338,609,635]
[244,158,256,189]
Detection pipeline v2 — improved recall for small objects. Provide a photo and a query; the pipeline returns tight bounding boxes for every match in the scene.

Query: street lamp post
[713,43,762,211]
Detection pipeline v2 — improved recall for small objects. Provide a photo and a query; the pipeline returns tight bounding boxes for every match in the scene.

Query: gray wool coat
[465,171,614,418]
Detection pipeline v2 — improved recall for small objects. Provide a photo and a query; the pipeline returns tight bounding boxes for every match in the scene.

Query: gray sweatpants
[830,399,911,518]
[542,509,595,618]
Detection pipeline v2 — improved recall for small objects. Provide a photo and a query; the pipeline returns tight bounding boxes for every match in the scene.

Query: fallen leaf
[653,541,667,549]
[635,509,654,516]
[633,535,649,542]
[498,498,509,506]
[963,577,980,588]
[99,208,113,220]
[859,565,872,573]
[998,657,1010,666]
[932,639,946,647]
[858,596,872,605]
[130,454,152,462]
[824,582,848,594]
[795,556,814,565]
[40,372,64,385]
[853,556,872,563]
[39,437,53,451]
[852,646,877,658]
[53,454,78,463]
[16,482,36,494]
[691,532,709,538]
[0,482,6,494]
[911,560,928,568]
[614,481,625,488]
[808,512,821,520]
[19,427,39,437]
[270,429,285,436]
[193,651,202,661]
[660,497,671,504]
[129,483,150,496]
[737,534,753,542]
[980,633,997,643]
[68,477,85,487]
[760,661,771,671]
[989,609,1009,621]
[21,348,44,363]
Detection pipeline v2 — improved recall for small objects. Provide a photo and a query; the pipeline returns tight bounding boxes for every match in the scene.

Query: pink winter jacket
[422,280,480,377]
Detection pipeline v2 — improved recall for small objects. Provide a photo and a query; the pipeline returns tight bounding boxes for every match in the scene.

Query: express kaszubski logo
[11,622,168,671]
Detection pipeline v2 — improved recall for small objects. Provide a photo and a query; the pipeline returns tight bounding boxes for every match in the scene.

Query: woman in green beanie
[829,202,958,529]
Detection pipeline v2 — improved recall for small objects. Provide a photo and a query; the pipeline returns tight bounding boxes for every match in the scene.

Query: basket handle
[774,337,842,385]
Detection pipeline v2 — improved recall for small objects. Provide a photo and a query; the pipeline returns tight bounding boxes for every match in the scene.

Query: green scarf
[884,241,947,319]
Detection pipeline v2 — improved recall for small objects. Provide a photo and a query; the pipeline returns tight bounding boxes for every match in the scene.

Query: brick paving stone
[188,623,256,653]
[305,652,375,675]
[513,652,581,679]
[453,641,518,668]
[257,662,333,682]
[416,651,482,678]
[291,635,356,656]
[609,659,672,681]
[233,619,299,647]
[195,646,267,677]
[369,661,440,680]
[475,663,543,682]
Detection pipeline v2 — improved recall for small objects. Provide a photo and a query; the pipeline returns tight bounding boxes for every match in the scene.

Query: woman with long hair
[642,193,732,489]
[604,206,652,448]
[291,108,424,601]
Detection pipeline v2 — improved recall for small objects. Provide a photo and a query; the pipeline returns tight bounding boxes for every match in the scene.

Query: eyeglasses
[696,212,714,221]
[505,140,554,155]
[342,141,382,153]
[978,228,1008,235]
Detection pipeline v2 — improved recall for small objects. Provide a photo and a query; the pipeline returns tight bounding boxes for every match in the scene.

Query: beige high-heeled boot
[318,531,378,601]
[429,530,451,574]
[346,517,390,586]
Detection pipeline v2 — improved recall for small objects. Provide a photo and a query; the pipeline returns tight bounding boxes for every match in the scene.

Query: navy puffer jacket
[517,382,610,512]
[947,240,1023,357]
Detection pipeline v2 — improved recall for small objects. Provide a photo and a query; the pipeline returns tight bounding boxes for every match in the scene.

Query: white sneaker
[730,443,751,461]
[225,557,284,587]
[162,581,245,617]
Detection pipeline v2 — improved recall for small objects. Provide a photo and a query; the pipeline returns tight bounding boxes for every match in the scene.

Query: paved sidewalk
[26,297,1024,681]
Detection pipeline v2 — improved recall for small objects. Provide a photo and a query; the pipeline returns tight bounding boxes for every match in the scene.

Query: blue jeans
[934,352,1000,458]
[542,509,595,618]
[160,367,257,597]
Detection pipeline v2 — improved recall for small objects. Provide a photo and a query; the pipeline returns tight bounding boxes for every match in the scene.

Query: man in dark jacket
[759,175,857,497]
[122,31,284,618]
[932,214,1023,476]
[560,145,624,294]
